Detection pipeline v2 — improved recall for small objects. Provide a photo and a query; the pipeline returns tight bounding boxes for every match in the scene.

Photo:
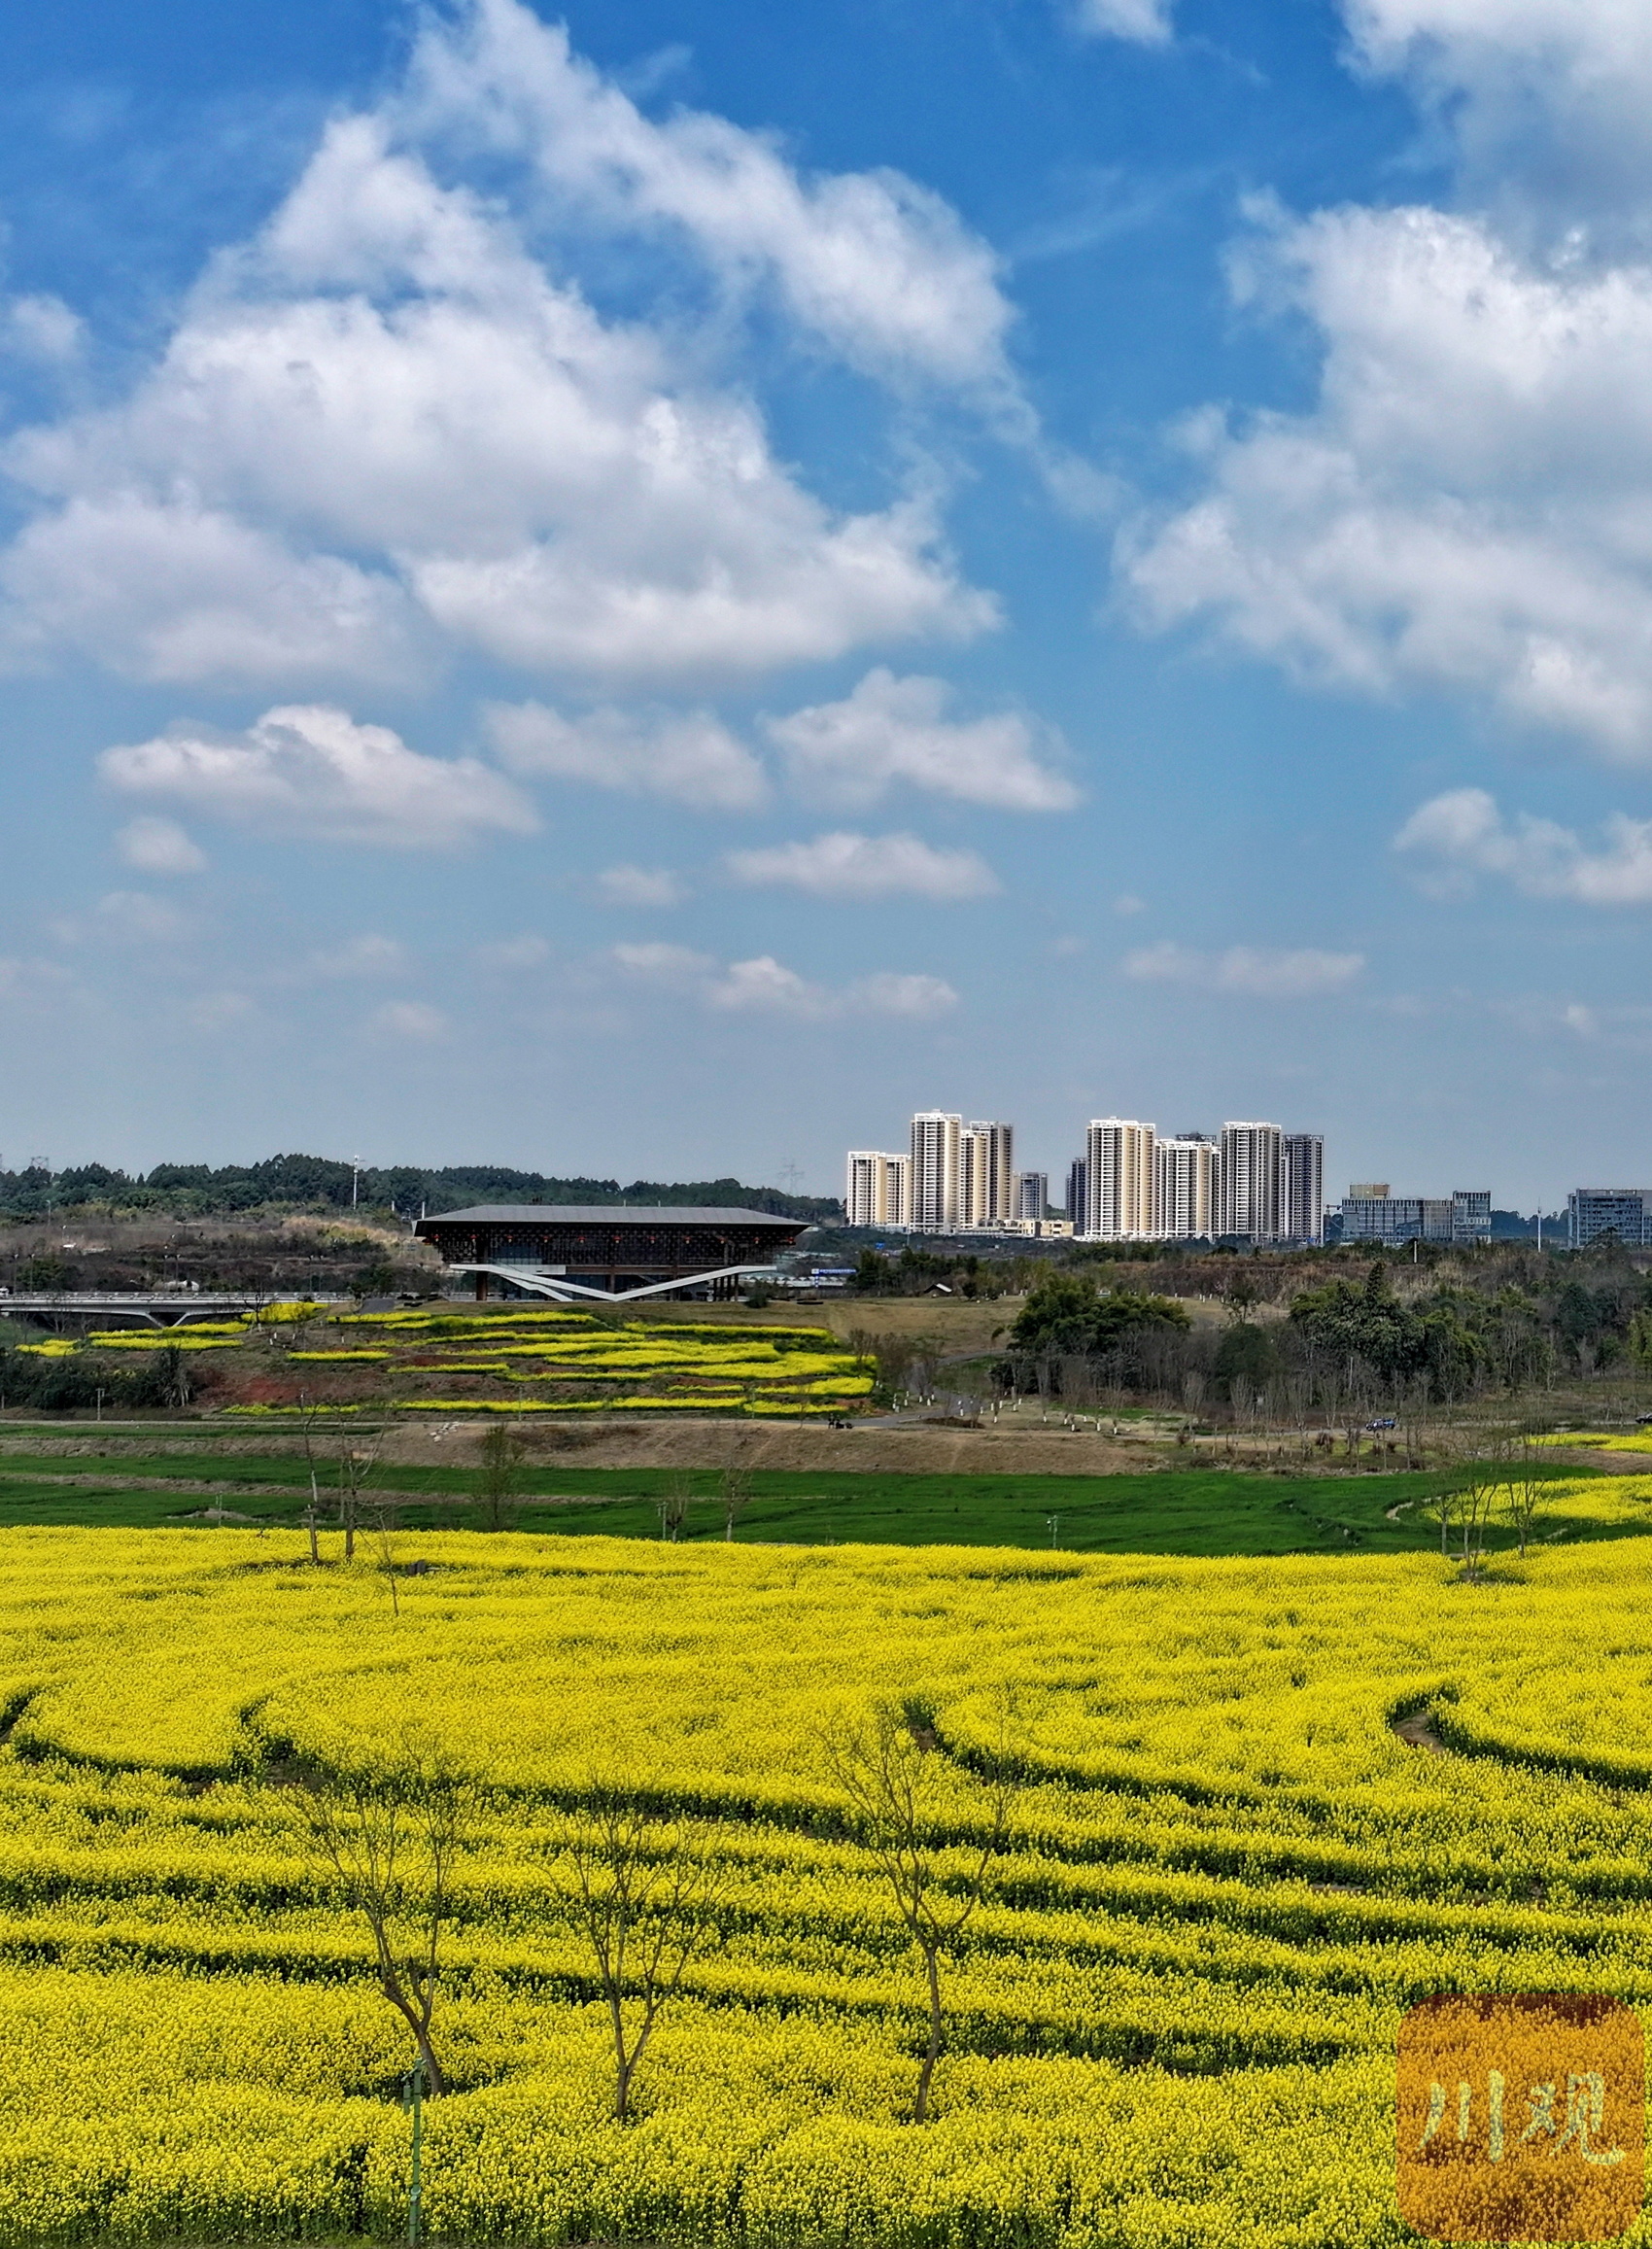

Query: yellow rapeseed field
[2,1526,1652,2243]
[37,1308,872,1416]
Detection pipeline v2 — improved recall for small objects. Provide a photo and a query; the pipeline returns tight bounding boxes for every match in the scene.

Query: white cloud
[405,0,1019,398]
[3,294,84,364]
[596,865,685,908]
[1341,0,1652,196]
[187,990,255,1032]
[373,999,449,1040]
[486,702,766,810]
[94,891,192,945]
[302,933,407,979]
[473,932,552,968]
[611,941,957,1018]
[1396,785,1652,902]
[1124,940,1365,995]
[848,970,959,1017]
[706,954,825,1014]
[0,7,998,691]
[768,668,1078,811]
[1124,201,1652,759]
[612,941,716,983]
[116,816,205,875]
[726,830,998,900]
[1071,0,1175,44]
[101,704,537,849]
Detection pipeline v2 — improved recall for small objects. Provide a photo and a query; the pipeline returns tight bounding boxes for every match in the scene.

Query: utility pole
[1046,1512,1060,1547]
[352,1156,361,1210]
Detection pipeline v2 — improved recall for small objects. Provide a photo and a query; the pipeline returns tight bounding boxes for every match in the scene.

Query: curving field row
[20,1305,874,1418]
[1,1530,1652,2242]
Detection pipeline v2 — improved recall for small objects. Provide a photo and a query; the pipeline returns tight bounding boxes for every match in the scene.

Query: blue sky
[2,0,1649,1205]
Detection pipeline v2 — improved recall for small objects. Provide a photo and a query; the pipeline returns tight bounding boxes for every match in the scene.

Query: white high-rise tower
[1085,1119,1157,1238]
[908,1111,962,1232]
[1219,1122,1285,1241]
[961,1121,1015,1228]
[1156,1136,1219,1239]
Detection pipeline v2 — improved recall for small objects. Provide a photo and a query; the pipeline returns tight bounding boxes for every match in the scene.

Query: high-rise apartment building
[1086,1119,1156,1239]
[1015,1170,1049,1221]
[1066,1157,1087,1232]
[1283,1133,1325,1246]
[844,1151,911,1229]
[1219,1122,1285,1241]
[961,1121,1015,1228]
[908,1111,962,1232]
[1156,1136,1219,1239]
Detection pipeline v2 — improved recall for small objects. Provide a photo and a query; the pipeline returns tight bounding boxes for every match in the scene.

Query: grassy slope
[0,1449,1624,1555]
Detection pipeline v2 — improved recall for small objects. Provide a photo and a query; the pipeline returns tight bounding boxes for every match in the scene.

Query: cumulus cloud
[473,932,552,968]
[116,816,205,875]
[301,933,407,979]
[2,294,84,364]
[768,669,1077,811]
[373,999,449,1039]
[1124,201,1652,759]
[1124,940,1365,996]
[406,0,1020,399]
[1341,0,1652,212]
[611,941,956,1018]
[486,702,766,810]
[612,940,716,983]
[1071,0,1175,43]
[597,865,685,907]
[1395,785,1652,902]
[100,705,537,849]
[93,891,192,945]
[726,830,998,900]
[0,4,999,692]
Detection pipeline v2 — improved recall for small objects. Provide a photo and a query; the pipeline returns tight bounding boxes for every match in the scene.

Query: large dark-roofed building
[415,1204,808,1302]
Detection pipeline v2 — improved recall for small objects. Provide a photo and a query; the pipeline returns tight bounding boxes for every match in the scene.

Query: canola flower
[0,1529,1648,2240]
[32,1306,873,1419]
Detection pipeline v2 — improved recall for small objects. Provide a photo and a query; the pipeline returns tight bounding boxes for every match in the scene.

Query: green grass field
[0,1448,1624,1554]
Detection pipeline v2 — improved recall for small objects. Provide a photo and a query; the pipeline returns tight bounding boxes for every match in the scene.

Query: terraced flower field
[4,1526,1652,2243]
[20,1305,872,1418]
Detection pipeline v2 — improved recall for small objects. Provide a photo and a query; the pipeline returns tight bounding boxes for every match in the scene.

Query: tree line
[988,1257,1652,1410]
[0,1156,839,1225]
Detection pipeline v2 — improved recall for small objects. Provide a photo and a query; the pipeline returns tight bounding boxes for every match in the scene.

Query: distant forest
[0,1155,841,1226]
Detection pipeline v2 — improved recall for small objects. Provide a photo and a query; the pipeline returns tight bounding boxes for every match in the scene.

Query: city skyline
[3,1,1652,1198]
[849,1108,1328,1243]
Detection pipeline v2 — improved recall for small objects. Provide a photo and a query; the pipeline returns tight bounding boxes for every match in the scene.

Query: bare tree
[720,1465,754,1542]
[337,1435,384,1562]
[288,1745,472,2093]
[300,1401,383,1562]
[1503,1432,1548,1557]
[821,1697,1012,2125]
[1439,1433,1510,1578]
[476,1422,527,1532]
[561,1782,731,2122]
[657,1473,693,1542]
[372,1499,402,1617]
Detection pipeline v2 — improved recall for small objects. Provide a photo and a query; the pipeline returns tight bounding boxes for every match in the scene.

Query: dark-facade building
[415,1204,808,1302]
